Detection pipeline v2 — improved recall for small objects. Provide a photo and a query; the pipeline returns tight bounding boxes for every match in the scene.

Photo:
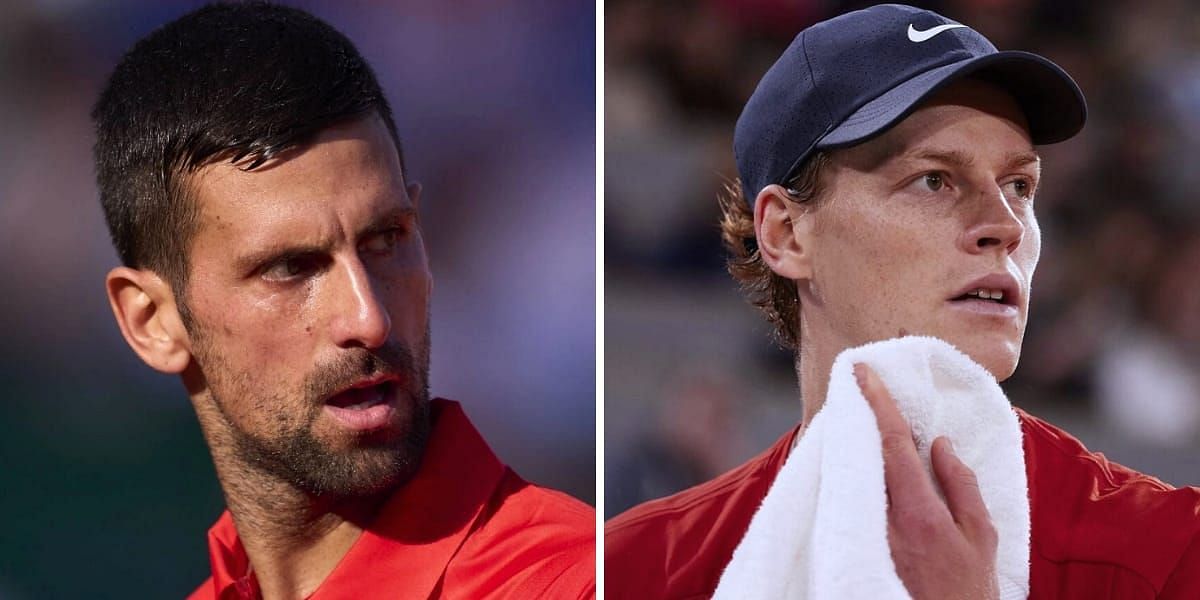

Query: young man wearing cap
[95,4,593,598]
[606,4,1200,599]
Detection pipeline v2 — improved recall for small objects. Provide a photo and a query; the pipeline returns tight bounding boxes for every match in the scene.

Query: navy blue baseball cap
[734,3,1087,203]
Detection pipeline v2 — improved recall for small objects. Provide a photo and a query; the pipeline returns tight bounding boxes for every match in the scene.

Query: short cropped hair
[92,2,404,293]
[718,152,831,349]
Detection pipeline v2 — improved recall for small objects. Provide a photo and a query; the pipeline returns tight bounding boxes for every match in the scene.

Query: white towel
[712,336,1029,600]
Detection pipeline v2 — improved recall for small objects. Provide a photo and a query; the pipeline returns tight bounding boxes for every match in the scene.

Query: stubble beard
[192,325,433,499]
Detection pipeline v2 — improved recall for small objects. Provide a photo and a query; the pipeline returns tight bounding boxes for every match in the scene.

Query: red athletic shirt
[605,408,1200,599]
[188,399,595,600]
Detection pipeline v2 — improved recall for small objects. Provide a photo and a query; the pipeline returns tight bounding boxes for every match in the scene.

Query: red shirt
[188,399,595,600]
[605,408,1200,599]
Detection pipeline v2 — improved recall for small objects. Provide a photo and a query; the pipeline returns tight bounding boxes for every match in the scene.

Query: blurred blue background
[0,1,595,597]
[606,0,1200,517]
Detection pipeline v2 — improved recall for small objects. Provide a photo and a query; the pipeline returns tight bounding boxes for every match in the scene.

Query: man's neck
[796,314,923,434]
[216,468,387,600]
[797,340,835,427]
[190,395,390,600]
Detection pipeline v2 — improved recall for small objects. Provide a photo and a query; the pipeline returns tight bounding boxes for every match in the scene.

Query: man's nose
[960,187,1025,255]
[328,258,391,349]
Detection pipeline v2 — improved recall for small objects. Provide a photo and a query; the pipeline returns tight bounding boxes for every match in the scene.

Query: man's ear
[754,184,814,281]
[105,267,192,374]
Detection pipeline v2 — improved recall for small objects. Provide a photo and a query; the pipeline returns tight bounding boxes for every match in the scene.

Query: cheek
[189,282,315,390]
[809,199,967,348]
[189,322,305,436]
[814,205,937,311]
[1019,215,1042,281]
[240,295,313,360]
[379,269,431,339]
[377,238,432,337]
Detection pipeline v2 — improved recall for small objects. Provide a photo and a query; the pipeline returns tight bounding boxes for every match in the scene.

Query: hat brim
[816,50,1086,150]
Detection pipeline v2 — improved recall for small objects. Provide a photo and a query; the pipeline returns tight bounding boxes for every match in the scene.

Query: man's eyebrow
[233,205,418,274]
[360,205,418,236]
[900,148,977,169]
[896,148,1040,171]
[1002,150,1041,171]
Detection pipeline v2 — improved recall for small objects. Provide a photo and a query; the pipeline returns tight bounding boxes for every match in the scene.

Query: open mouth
[946,278,1021,319]
[323,379,399,431]
[950,288,1012,305]
[326,381,394,410]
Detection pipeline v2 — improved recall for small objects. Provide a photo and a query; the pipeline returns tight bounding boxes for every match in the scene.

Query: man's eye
[1006,178,1034,200]
[262,255,319,281]
[922,172,945,192]
[361,228,402,254]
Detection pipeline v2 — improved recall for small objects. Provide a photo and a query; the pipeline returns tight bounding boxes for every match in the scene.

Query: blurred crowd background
[0,1,594,597]
[607,0,1200,516]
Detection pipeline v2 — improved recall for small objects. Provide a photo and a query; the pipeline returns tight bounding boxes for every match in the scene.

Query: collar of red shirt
[202,398,506,599]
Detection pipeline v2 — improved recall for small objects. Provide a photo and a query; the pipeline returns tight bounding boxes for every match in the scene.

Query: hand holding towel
[713,336,1028,600]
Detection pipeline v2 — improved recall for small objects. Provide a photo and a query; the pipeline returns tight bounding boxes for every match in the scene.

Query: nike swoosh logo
[907,23,968,43]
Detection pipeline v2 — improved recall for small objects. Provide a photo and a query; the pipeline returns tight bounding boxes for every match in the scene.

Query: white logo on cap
[907,23,968,43]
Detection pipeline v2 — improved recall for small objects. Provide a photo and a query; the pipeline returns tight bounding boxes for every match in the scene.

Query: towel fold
[713,336,1029,600]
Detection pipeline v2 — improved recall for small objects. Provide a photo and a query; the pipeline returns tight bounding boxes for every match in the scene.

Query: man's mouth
[950,288,1010,304]
[326,382,393,410]
[948,272,1020,307]
[323,378,400,431]
[946,272,1022,319]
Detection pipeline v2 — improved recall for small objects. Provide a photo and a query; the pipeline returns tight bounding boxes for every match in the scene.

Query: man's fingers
[855,363,938,510]
[931,436,997,546]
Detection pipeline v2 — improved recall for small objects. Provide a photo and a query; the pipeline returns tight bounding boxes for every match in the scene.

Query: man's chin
[312,446,424,496]
[282,433,429,497]
[307,402,431,497]
[888,328,1020,382]
[989,360,1018,383]
[954,337,1021,382]
[238,398,432,497]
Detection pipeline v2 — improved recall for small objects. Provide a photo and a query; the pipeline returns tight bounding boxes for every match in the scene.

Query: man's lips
[324,376,402,431]
[325,374,401,406]
[945,272,1022,319]
[326,385,390,409]
[948,272,1021,307]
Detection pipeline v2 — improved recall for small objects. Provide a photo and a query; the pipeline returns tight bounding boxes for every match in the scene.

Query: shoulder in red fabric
[1018,408,1200,599]
[604,426,800,599]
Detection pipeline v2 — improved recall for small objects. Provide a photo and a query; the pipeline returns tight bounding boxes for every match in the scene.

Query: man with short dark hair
[606,5,1200,598]
[93,4,593,598]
